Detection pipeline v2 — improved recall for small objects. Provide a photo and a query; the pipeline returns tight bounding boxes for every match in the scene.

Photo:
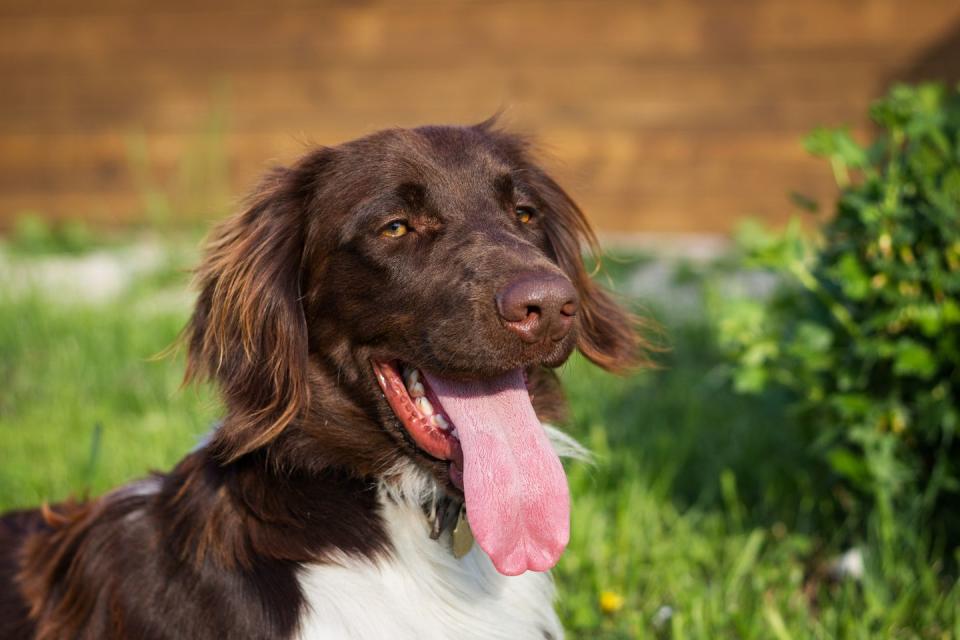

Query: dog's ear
[185,156,323,461]
[531,169,650,373]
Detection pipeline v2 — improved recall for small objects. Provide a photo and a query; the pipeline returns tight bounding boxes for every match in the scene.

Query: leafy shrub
[715,83,960,544]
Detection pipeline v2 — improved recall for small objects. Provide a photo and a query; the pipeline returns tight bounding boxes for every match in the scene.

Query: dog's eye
[515,206,536,224]
[381,220,410,238]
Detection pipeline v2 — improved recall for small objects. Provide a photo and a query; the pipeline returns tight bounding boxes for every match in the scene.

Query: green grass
[1,242,957,639]
[0,280,218,507]
[557,333,960,639]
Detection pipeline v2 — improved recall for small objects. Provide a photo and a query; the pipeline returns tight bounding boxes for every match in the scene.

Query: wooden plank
[0,128,842,233]
[0,56,894,135]
[0,0,956,61]
[0,0,956,233]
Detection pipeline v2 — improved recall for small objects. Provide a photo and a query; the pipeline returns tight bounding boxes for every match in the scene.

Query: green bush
[715,83,960,546]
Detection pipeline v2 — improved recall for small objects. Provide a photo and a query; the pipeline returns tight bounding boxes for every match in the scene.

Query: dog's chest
[295,499,562,640]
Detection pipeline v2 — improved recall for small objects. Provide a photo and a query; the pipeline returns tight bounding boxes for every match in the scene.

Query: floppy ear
[531,170,651,373]
[185,163,315,461]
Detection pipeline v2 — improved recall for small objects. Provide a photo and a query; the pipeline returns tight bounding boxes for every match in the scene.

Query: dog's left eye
[381,220,410,238]
[515,206,536,224]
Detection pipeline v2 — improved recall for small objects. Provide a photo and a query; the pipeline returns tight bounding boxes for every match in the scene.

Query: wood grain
[1,0,958,233]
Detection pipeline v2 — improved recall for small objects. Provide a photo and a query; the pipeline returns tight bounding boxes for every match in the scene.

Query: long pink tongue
[422,369,569,576]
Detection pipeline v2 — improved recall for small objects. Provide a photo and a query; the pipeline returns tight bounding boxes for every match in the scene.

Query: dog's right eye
[381,220,410,238]
[515,206,536,224]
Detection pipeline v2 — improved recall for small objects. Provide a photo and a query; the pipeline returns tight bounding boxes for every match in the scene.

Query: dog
[0,121,642,639]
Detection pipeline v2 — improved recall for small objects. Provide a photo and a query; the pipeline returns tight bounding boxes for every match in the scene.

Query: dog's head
[185,122,643,575]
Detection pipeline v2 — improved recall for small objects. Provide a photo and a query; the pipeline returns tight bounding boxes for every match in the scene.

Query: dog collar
[426,494,474,558]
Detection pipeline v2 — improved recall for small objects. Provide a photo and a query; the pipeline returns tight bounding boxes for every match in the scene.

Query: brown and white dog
[0,122,642,639]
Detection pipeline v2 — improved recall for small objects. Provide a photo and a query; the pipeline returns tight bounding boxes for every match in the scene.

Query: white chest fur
[295,426,587,640]
[295,489,563,640]
[295,497,562,640]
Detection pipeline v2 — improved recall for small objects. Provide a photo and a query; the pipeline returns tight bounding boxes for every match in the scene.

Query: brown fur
[0,121,646,639]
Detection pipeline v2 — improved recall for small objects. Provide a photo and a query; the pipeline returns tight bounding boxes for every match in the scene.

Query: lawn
[1,238,957,639]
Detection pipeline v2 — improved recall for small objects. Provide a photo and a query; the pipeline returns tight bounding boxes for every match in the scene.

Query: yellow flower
[599,590,624,614]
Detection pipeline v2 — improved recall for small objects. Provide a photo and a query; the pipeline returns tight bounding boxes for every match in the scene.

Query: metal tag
[451,507,474,559]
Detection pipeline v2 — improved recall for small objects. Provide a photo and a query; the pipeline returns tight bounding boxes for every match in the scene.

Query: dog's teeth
[415,396,434,416]
[409,382,425,398]
[450,427,459,439]
[405,369,420,386]
[433,414,450,430]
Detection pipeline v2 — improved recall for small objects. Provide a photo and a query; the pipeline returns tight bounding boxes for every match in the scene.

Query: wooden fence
[2,0,959,234]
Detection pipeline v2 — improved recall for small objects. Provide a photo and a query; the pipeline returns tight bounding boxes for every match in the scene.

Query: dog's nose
[496,273,578,343]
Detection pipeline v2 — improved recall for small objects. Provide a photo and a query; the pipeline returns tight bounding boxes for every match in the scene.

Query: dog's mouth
[372,359,570,576]
[372,361,466,486]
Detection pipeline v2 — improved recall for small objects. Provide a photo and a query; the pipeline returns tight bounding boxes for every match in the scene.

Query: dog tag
[451,508,474,559]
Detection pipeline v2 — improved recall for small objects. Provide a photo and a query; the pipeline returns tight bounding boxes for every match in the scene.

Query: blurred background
[2,0,959,235]
[3,2,960,638]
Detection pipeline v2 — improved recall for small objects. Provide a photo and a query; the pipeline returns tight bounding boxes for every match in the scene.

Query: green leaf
[733,366,768,394]
[827,447,872,488]
[834,253,870,300]
[893,339,937,379]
